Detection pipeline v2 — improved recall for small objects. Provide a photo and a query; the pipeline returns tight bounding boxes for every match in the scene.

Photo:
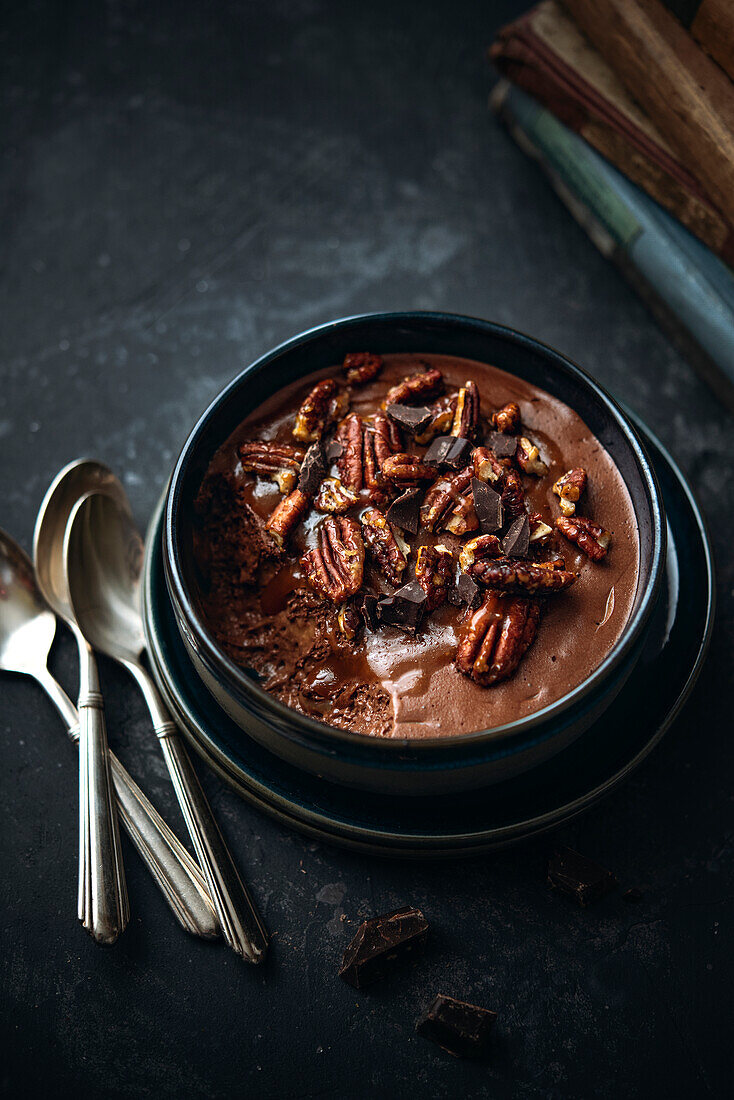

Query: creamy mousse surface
[193,354,639,739]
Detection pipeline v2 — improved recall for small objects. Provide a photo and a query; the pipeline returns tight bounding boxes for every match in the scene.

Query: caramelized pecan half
[360,507,408,586]
[420,466,474,531]
[265,488,310,548]
[556,515,611,561]
[450,380,480,440]
[500,469,527,520]
[382,452,436,485]
[456,591,540,685]
[467,556,577,594]
[491,401,521,433]
[459,533,502,573]
[415,544,454,610]
[443,492,479,536]
[414,395,457,445]
[314,477,358,514]
[335,414,364,491]
[301,516,365,602]
[528,512,554,544]
[472,446,505,485]
[552,468,587,517]
[238,441,305,493]
[293,379,346,443]
[342,352,383,386]
[384,368,443,407]
[515,437,548,476]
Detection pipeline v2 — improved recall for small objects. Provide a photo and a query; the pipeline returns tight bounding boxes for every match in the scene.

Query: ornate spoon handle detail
[36,667,219,939]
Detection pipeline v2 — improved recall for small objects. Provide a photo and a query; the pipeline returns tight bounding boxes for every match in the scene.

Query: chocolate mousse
[193,354,639,739]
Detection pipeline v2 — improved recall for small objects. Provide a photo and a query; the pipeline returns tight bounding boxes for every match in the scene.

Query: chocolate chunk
[416,994,496,1058]
[378,580,428,633]
[325,437,344,461]
[386,487,423,535]
[423,435,454,467]
[386,403,433,434]
[339,906,429,989]
[501,514,530,558]
[548,848,617,907]
[472,478,504,534]
[360,594,379,631]
[622,887,644,903]
[449,572,482,609]
[485,430,517,458]
[297,442,326,496]
[444,437,473,469]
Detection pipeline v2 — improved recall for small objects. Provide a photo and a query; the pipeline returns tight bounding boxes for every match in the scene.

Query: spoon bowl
[0,531,57,678]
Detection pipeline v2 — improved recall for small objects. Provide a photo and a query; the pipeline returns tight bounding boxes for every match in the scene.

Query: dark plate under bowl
[164,313,665,794]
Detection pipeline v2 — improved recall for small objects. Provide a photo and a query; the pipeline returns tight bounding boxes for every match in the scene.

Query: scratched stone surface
[1,2,732,1098]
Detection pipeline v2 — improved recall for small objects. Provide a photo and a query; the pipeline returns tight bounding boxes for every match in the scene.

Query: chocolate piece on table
[339,906,429,990]
[423,435,455,467]
[547,848,618,907]
[622,887,644,903]
[386,403,433,434]
[360,594,379,631]
[472,478,504,534]
[450,572,482,609]
[378,580,428,633]
[386,487,423,535]
[325,437,344,461]
[444,436,473,470]
[502,514,530,558]
[485,429,517,458]
[416,994,497,1058]
[297,442,326,496]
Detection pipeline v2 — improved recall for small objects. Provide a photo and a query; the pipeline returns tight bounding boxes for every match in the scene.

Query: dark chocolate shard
[325,437,344,462]
[485,430,517,458]
[502,514,530,558]
[472,478,504,534]
[548,848,618,908]
[378,580,428,633]
[386,487,423,535]
[416,994,497,1059]
[444,436,472,470]
[386,403,433,434]
[360,594,379,631]
[338,906,429,989]
[622,887,644,903]
[449,572,482,609]
[423,435,454,467]
[298,442,326,497]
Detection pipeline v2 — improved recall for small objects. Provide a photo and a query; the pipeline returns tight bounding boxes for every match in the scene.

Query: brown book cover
[662,1,734,83]
[490,0,734,265]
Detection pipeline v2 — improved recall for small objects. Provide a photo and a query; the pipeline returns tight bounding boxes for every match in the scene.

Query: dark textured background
[2,2,732,1097]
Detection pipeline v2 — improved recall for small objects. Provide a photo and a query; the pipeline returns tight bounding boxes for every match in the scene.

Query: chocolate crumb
[502,514,530,558]
[416,994,496,1058]
[378,580,428,633]
[386,487,423,535]
[444,437,472,469]
[548,848,617,907]
[360,594,379,631]
[472,478,504,534]
[325,438,344,461]
[450,573,481,609]
[423,435,454,467]
[338,906,429,989]
[298,442,326,496]
[386,403,433,434]
[485,430,517,458]
[622,887,644,903]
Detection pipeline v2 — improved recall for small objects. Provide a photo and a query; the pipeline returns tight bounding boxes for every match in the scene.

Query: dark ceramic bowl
[164,312,665,795]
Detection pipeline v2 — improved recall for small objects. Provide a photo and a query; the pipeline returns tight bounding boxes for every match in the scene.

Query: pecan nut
[342,352,383,386]
[456,591,540,686]
[467,556,577,594]
[500,468,527,520]
[415,544,454,610]
[337,602,363,639]
[556,515,611,561]
[552,468,587,517]
[420,466,474,531]
[335,413,364,492]
[451,380,480,440]
[384,368,443,407]
[443,492,479,536]
[414,395,457,444]
[382,452,436,485]
[472,446,505,485]
[491,401,521,433]
[515,437,548,476]
[360,508,408,586]
[238,441,305,494]
[265,488,310,548]
[301,516,365,602]
[293,379,345,443]
[314,476,358,514]
[528,512,554,544]
[458,534,502,573]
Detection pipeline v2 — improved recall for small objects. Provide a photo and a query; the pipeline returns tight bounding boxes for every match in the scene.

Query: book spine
[490,83,734,403]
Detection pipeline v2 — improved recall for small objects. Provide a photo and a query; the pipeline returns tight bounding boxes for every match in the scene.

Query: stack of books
[490,0,734,403]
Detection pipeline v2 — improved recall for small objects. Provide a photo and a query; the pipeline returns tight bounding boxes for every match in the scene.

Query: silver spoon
[66,483,268,963]
[0,526,219,938]
[34,464,128,944]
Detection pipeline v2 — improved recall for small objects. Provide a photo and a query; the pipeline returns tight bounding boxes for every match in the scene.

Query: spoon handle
[128,662,268,963]
[36,668,219,939]
[76,638,130,944]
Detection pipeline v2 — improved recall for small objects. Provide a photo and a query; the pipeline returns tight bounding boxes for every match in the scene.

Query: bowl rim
[165,310,666,755]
